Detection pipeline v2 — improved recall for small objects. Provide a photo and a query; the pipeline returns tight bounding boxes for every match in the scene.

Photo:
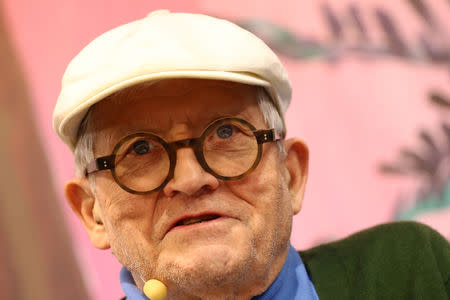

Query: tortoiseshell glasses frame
[84,117,281,195]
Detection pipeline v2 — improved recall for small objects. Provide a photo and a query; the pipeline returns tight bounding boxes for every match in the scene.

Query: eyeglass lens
[113,119,259,193]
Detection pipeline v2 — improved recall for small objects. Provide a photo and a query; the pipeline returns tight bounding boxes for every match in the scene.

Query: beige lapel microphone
[143,279,167,300]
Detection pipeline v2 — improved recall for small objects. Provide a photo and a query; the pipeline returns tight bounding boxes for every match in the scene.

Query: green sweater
[300,222,450,299]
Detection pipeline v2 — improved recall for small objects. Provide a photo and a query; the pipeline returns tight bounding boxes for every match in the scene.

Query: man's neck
[130,245,290,299]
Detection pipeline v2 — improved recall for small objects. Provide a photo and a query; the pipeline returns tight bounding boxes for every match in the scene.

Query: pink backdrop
[3,0,449,299]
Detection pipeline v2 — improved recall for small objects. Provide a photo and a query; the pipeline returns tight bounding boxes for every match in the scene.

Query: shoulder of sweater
[297,221,450,299]
[299,221,448,258]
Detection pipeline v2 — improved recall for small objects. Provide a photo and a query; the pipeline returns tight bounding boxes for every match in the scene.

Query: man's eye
[216,125,233,139]
[132,140,150,155]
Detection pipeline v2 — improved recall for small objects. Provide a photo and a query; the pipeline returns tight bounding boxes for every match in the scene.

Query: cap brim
[59,70,271,150]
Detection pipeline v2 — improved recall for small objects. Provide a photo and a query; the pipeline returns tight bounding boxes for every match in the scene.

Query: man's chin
[158,244,254,292]
[167,243,249,271]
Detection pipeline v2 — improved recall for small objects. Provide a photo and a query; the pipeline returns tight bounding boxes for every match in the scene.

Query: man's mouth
[174,214,221,227]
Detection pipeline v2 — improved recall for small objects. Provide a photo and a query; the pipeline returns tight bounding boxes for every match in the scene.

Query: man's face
[75,79,306,298]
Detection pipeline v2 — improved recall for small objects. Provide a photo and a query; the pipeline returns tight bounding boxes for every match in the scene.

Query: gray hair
[73,85,287,178]
[74,110,97,178]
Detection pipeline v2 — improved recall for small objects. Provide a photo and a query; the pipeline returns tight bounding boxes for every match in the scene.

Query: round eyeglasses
[85,117,281,194]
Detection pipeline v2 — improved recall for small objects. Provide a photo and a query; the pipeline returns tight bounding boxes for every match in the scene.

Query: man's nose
[162,148,219,197]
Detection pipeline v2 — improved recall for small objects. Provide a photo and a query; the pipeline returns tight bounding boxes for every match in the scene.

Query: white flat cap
[53,10,292,151]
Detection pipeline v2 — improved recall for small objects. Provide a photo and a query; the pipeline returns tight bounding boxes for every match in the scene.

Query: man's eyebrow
[205,112,252,124]
[106,127,165,148]
[204,113,234,124]
[117,127,164,138]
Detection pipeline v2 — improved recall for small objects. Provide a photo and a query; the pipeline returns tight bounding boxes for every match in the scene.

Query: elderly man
[54,10,449,300]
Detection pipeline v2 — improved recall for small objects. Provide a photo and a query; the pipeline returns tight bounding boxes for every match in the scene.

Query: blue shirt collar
[120,267,148,299]
[120,245,319,300]
[253,245,319,300]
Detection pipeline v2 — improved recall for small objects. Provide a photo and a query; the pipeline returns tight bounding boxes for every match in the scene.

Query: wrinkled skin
[66,79,308,299]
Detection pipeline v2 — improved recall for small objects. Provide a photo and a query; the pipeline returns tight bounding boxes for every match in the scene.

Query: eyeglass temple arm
[84,155,115,177]
[255,129,281,144]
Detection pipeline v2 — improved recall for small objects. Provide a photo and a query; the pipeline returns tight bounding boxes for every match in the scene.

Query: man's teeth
[181,218,205,226]
[178,215,219,226]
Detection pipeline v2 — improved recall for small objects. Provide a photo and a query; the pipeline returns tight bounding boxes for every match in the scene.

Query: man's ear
[283,138,309,215]
[65,178,110,250]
